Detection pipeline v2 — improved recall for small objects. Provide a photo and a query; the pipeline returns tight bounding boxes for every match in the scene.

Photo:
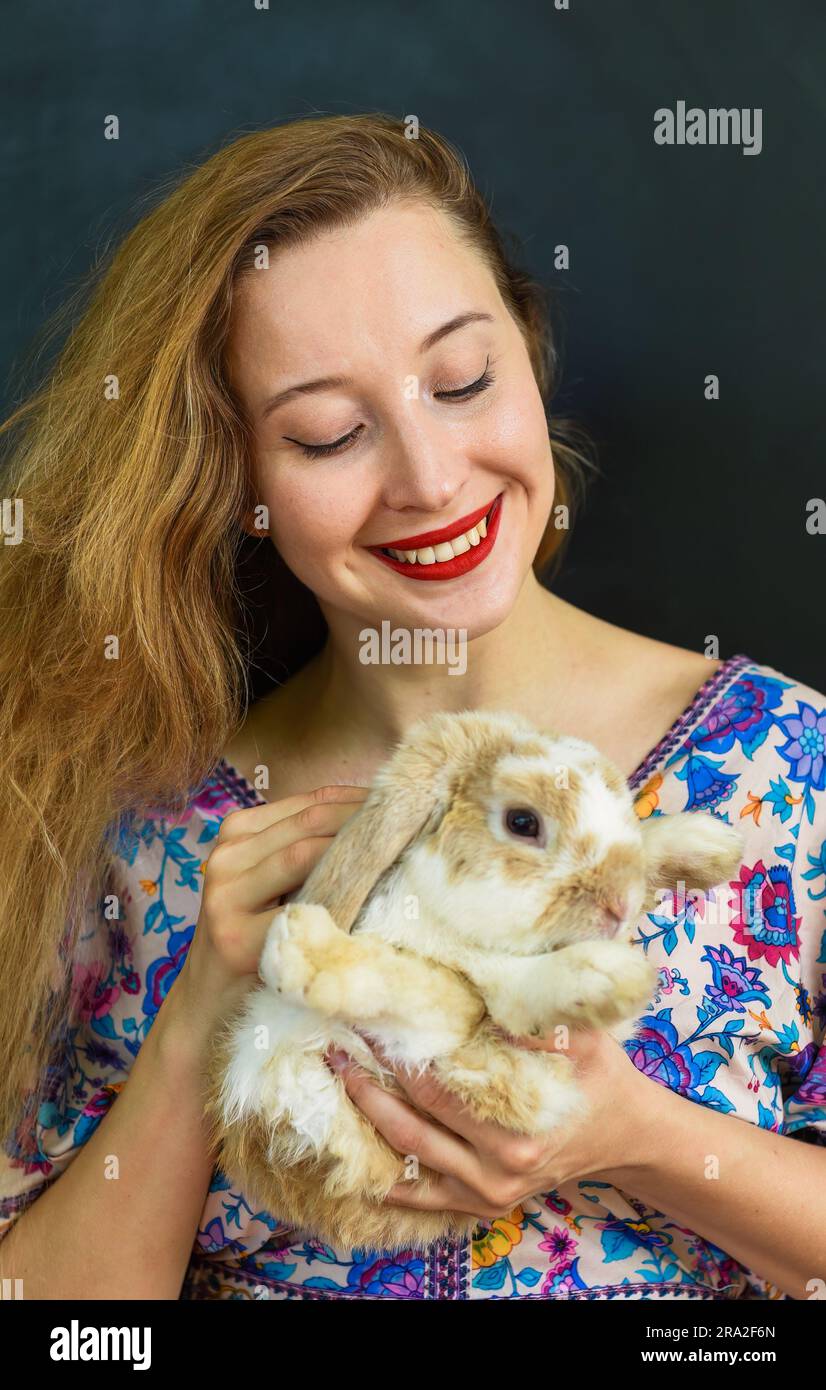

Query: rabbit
[202,708,744,1253]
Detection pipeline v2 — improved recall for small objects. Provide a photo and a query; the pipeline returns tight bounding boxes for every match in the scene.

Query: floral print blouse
[2,651,825,1300]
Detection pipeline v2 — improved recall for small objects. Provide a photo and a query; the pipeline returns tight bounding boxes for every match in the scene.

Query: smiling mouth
[366,493,504,582]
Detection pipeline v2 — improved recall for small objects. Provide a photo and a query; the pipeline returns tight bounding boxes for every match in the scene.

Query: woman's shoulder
[0,766,252,1235]
[678,654,824,803]
[97,767,250,984]
[108,761,255,914]
[729,653,825,713]
[637,652,823,822]
[643,652,826,976]
[627,651,826,1165]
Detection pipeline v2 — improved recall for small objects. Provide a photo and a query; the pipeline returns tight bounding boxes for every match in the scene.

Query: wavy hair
[0,111,599,1147]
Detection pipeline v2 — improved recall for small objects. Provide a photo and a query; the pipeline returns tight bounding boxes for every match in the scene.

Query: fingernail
[327,1049,352,1073]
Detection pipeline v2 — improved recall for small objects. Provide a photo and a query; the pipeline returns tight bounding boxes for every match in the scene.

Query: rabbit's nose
[595,896,628,937]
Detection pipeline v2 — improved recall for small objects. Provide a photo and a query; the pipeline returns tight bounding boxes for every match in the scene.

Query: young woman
[0,114,824,1301]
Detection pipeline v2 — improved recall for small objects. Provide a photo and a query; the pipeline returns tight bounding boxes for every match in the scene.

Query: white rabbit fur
[203,708,743,1253]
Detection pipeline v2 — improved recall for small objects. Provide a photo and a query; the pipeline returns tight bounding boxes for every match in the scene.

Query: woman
[0,114,824,1301]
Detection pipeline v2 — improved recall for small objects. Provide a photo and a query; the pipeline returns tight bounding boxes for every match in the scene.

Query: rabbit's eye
[504,807,544,843]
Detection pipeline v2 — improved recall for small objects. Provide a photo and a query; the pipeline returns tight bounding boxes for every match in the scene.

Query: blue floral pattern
[2,653,825,1299]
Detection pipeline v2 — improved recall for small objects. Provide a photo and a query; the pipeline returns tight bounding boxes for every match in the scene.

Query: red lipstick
[372,495,495,551]
[366,493,504,583]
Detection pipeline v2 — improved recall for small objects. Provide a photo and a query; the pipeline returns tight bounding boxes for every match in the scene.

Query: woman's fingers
[333,1057,485,1195]
[217,793,369,910]
[193,785,370,979]
[253,792,368,866]
[252,832,338,906]
[216,784,369,842]
[208,833,347,975]
[359,1036,515,1152]
[218,786,368,861]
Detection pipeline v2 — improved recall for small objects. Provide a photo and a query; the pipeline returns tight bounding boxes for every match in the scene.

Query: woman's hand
[326,1028,663,1223]
[165,784,368,1050]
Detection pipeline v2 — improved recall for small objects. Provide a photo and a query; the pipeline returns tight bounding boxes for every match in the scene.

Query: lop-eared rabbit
[203,709,743,1252]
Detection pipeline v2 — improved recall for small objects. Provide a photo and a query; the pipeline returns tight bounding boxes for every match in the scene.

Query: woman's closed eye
[430,354,495,401]
[284,356,496,459]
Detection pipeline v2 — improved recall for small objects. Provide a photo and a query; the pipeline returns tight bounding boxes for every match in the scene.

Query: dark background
[2,0,824,691]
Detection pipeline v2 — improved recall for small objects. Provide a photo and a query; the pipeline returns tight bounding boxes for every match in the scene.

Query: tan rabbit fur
[202,709,744,1253]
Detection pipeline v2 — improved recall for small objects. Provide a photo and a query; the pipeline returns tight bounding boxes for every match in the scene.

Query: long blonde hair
[0,112,598,1146]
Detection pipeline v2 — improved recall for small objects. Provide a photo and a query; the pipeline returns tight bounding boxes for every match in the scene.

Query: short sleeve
[1,797,209,1248]
[0,858,131,1245]
[727,739,826,1300]
[773,776,826,1142]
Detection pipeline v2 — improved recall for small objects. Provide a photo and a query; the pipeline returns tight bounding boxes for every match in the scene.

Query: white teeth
[383,507,492,564]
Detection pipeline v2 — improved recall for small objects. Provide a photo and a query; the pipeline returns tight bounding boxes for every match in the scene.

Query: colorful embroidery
[3,653,825,1300]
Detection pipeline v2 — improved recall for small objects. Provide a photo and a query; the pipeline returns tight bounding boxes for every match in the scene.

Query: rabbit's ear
[640,811,744,910]
[292,778,449,934]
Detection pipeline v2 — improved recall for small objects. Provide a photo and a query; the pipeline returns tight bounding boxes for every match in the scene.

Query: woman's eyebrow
[258,310,494,420]
[419,309,494,353]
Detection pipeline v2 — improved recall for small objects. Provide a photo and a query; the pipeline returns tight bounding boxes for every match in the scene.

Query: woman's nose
[378,415,471,515]
[381,465,466,517]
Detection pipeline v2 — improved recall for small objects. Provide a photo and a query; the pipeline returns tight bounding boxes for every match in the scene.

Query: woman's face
[225,200,555,641]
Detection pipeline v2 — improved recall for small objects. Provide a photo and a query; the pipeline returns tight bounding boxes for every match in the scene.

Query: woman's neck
[229,577,708,790]
[303,575,602,756]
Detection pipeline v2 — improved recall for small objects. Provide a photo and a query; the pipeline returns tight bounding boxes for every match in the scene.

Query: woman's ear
[639,811,744,912]
[293,780,448,933]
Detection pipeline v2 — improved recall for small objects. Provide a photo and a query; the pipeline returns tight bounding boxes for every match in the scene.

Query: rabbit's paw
[555,941,658,1027]
[259,902,343,1001]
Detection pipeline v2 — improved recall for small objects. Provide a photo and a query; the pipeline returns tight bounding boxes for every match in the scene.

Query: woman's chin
[363,559,526,646]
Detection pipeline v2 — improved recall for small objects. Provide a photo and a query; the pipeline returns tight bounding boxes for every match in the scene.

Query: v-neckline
[213,652,755,806]
[624,651,753,790]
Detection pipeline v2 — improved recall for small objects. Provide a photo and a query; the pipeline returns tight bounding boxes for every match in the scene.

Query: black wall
[2,0,824,690]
